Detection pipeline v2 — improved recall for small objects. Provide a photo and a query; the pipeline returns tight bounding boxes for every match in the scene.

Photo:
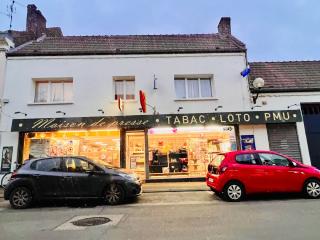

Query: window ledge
[28,102,74,106]
[111,100,137,103]
[174,97,218,101]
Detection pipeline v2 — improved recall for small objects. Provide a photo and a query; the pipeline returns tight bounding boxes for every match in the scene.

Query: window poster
[1,146,13,172]
[241,135,256,150]
[130,156,137,169]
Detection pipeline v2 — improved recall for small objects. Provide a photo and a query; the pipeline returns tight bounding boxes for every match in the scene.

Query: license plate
[208,178,214,183]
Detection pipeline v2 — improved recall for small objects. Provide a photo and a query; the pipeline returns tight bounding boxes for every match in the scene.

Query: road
[0,191,319,240]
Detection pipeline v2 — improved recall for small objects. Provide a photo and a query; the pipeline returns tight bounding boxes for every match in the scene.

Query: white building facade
[0,18,307,181]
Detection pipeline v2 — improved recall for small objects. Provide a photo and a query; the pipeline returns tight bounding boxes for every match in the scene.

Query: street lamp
[252,77,265,104]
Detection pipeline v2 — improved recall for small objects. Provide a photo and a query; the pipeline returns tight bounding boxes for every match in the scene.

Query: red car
[206,150,320,201]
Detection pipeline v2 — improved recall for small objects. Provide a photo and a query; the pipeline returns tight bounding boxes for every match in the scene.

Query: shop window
[23,130,121,168]
[30,158,62,172]
[148,126,236,178]
[113,76,135,100]
[235,154,258,165]
[34,78,73,103]
[174,76,213,99]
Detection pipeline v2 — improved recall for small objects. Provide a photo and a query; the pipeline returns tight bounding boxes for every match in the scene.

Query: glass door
[126,131,146,180]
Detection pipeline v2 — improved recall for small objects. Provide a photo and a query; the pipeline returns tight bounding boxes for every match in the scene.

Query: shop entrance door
[126,131,146,180]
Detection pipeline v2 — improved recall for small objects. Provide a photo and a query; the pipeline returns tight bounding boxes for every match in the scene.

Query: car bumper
[206,173,224,192]
[125,181,142,198]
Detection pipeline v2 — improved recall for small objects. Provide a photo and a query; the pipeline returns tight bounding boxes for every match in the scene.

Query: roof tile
[249,61,320,92]
[7,33,246,56]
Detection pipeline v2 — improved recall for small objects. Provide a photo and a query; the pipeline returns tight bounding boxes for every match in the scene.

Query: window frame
[257,153,291,167]
[174,75,214,100]
[113,76,135,101]
[30,158,63,172]
[33,78,73,104]
[235,153,260,165]
[61,157,101,173]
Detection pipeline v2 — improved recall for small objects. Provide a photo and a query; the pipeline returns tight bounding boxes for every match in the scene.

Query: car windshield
[211,154,225,167]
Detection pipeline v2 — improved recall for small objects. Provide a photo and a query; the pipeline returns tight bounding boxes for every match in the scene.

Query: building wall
[0,52,249,169]
[3,53,249,120]
[253,92,319,166]
[239,124,270,150]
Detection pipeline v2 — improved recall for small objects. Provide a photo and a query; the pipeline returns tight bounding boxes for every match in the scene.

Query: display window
[23,130,120,168]
[148,126,237,178]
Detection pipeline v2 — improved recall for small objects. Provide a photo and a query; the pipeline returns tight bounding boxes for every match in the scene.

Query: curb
[143,189,209,193]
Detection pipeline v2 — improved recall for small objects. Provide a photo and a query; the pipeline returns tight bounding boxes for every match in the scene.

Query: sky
[0,0,319,62]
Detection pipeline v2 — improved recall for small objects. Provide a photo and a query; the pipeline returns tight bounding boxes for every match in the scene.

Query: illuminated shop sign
[11,110,302,132]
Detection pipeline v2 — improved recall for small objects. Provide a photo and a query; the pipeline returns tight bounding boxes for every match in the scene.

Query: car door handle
[32,174,40,178]
[288,171,299,174]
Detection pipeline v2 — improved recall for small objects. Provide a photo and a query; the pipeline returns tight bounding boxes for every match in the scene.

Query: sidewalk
[142,181,209,193]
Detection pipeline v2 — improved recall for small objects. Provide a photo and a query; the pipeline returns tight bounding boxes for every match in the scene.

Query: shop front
[11,110,302,181]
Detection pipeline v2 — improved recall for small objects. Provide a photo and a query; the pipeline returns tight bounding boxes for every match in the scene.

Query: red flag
[118,97,124,112]
[139,90,146,113]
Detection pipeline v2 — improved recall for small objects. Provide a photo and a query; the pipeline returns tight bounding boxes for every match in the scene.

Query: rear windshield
[211,154,225,167]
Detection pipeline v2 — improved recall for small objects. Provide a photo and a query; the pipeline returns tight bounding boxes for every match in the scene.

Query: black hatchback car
[4,156,142,209]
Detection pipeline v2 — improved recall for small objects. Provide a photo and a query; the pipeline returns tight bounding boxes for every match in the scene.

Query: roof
[249,61,320,93]
[8,28,63,47]
[7,33,246,56]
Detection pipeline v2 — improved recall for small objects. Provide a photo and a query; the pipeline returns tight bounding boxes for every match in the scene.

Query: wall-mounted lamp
[214,105,223,111]
[14,111,27,116]
[153,74,158,90]
[56,110,66,115]
[251,105,262,110]
[177,107,183,112]
[287,104,299,109]
[98,109,105,114]
[252,77,265,104]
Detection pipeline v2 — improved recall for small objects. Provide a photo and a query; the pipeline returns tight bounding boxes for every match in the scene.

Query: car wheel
[222,181,245,202]
[304,179,320,199]
[104,184,124,205]
[9,186,33,209]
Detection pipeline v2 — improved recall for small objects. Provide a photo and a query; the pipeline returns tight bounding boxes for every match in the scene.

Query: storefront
[11,110,302,181]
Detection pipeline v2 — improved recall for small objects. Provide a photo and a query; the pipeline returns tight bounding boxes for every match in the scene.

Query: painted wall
[2,53,249,121]
[239,124,270,151]
[0,52,249,170]
[252,92,319,166]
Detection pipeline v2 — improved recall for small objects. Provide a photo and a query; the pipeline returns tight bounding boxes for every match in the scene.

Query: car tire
[303,179,320,199]
[104,183,125,205]
[222,181,245,202]
[9,186,33,209]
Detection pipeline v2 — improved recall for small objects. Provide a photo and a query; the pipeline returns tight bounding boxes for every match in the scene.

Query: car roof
[227,150,281,157]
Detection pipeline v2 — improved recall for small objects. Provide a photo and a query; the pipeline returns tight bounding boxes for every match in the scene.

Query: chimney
[26,4,47,37]
[218,17,231,35]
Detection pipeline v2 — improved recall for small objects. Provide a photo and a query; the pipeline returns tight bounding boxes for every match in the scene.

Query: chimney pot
[26,4,47,38]
[218,17,231,35]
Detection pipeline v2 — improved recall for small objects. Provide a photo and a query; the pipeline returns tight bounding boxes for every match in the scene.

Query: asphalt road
[0,191,320,240]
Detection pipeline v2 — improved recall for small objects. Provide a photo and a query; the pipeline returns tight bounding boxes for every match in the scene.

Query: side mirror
[207,164,213,172]
[290,161,297,167]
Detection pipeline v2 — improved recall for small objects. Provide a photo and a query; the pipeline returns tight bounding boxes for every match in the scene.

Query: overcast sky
[0,0,319,62]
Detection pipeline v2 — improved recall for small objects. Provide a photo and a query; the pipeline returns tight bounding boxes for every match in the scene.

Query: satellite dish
[252,77,265,89]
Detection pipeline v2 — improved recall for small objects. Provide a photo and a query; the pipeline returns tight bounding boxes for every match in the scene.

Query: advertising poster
[241,135,256,150]
[1,146,13,172]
